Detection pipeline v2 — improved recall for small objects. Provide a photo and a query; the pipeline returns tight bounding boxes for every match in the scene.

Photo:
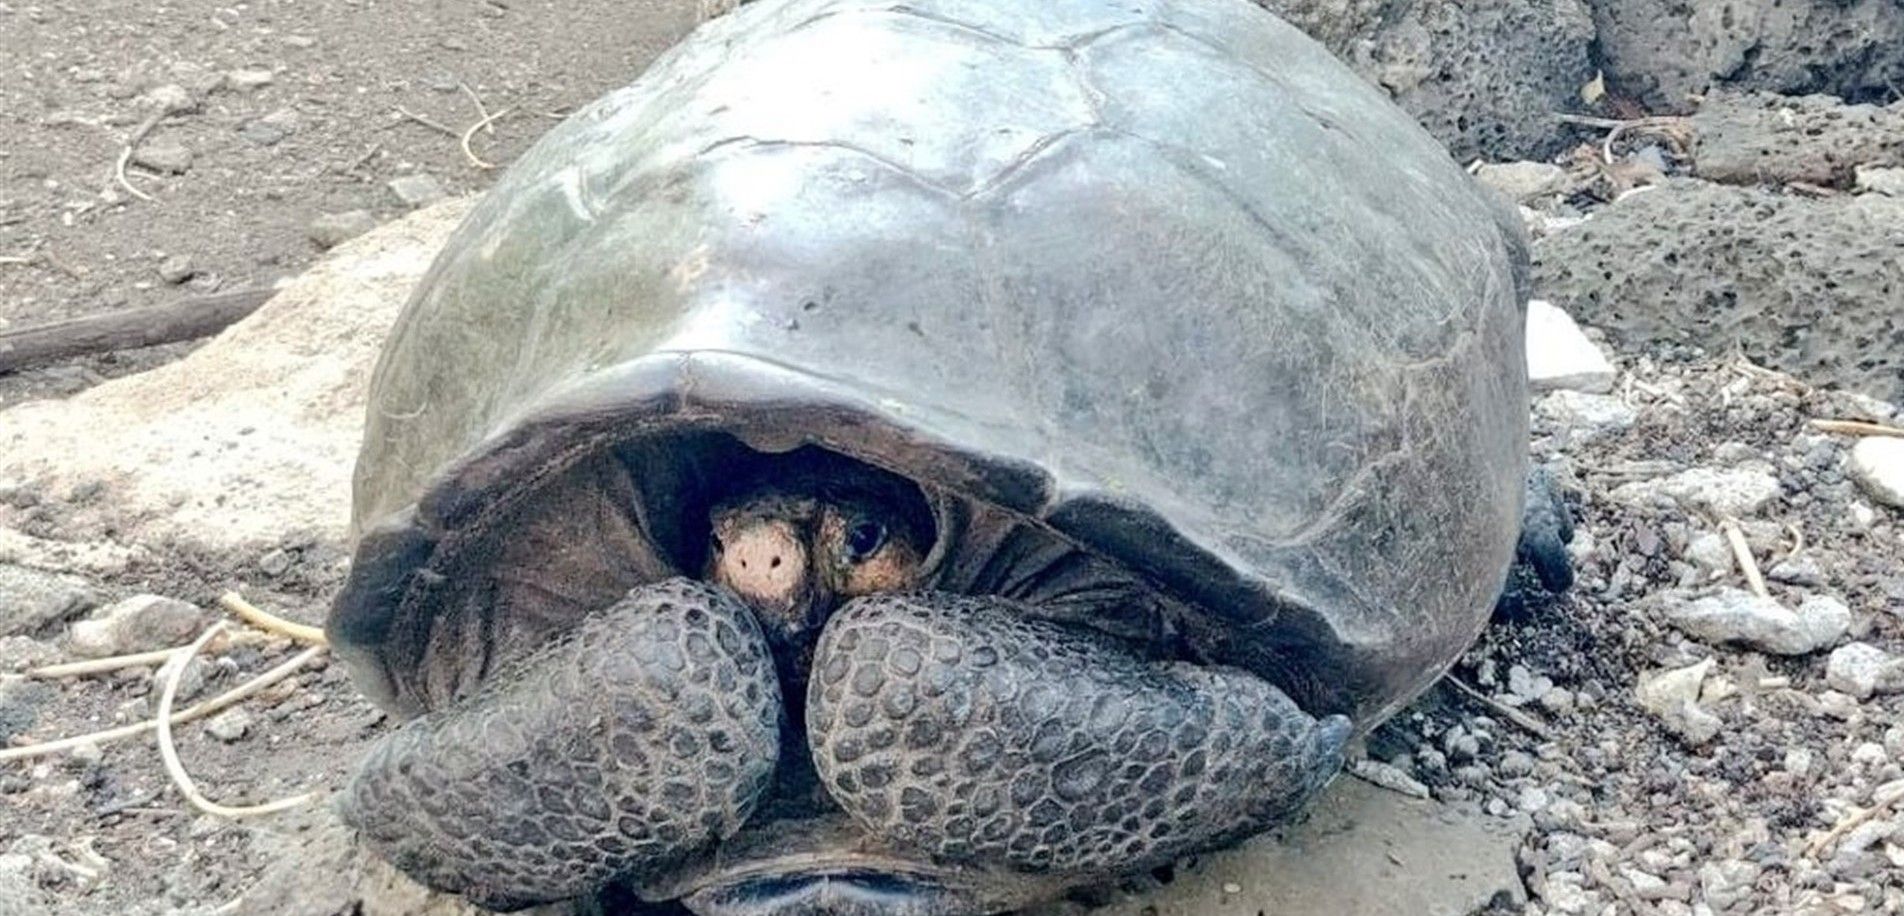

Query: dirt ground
[0,0,706,409]
[4,2,1904,916]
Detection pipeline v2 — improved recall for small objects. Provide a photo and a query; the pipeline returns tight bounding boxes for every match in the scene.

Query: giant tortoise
[326,0,1565,912]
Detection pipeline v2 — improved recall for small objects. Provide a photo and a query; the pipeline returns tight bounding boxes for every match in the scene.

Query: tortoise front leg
[341,579,782,912]
[805,593,1350,874]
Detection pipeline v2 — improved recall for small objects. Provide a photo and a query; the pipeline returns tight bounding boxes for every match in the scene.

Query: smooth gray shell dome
[330,0,1531,739]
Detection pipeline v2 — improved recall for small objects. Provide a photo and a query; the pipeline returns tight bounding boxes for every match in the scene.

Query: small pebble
[68,595,207,658]
[1849,438,1904,508]
[388,173,449,208]
[307,210,379,250]
[157,254,195,284]
[131,140,194,174]
[225,69,275,92]
[205,708,253,743]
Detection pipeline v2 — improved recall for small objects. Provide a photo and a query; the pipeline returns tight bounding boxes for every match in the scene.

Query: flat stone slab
[0,199,474,555]
[1080,777,1527,916]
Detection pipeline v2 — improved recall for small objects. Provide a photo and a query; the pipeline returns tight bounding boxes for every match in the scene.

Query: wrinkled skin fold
[341,580,1349,912]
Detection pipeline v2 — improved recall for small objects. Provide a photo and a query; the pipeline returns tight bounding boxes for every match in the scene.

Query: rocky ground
[3,1,1903,916]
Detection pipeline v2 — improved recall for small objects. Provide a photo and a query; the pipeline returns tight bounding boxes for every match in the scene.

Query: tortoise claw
[1495,465,1576,621]
[341,579,782,910]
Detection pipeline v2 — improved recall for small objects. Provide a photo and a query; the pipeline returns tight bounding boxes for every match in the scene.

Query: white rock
[1849,438,1904,509]
[1637,658,1713,715]
[1796,595,1853,651]
[1850,742,1889,767]
[1819,689,1862,720]
[1535,390,1638,444]
[1610,464,1782,517]
[1517,785,1552,812]
[1636,660,1723,743]
[1663,588,1834,655]
[1856,164,1904,197]
[1476,161,1569,201]
[226,68,275,91]
[68,595,207,658]
[1784,747,1814,777]
[1526,300,1617,393]
[1507,664,1553,704]
[1826,642,1904,700]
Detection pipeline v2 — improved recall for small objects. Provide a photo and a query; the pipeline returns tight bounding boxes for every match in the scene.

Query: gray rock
[1610,465,1782,517]
[1526,300,1616,393]
[1797,595,1854,652]
[1662,587,1843,655]
[146,656,211,714]
[1766,555,1825,586]
[0,678,54,743]
[0,637,57,671]
[1592,0,1904,113]
[1697,859,1761,912]
[387,174,448,208]
[1826,642,1904,700]
[131,140,194,174]
[1691,92,1904,188]
[226,68,276,92]
[258,548,296,578]
[157,254,196,285]
[241,108,300,146]
[307,210,380,250]
[205,708,252,742]
[1250,0,1595,160]
[1850,438,1904,508]
[1475,161,1570,202]
[1535,180,1904,403]
[1535,390,1637,444]
[68,595,207,658]
[0,564,99,638]
[0,851,51,916]
[1682,532,1733,575]
[141,83,199,115]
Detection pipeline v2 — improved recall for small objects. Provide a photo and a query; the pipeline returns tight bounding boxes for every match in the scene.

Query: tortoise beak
[709,517,825,644]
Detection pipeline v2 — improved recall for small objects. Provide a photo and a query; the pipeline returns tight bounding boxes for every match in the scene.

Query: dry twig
[1719,517,1769,598]
[395,105,459,138]
[29,647,181,679]
[1811,419,1904,439]
[218,592,328,646]
[1442,675,1555,739]
[459,82,497,134]
[460,105,515,170]
[155,624,314,818]
[0,645,324,762]
[114,109,168,203]
[1808,781,1904,859]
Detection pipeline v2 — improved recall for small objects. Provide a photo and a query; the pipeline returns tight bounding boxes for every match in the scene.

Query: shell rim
[327,349,1301,715]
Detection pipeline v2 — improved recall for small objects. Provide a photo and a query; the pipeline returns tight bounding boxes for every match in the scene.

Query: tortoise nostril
[770,556,782,569]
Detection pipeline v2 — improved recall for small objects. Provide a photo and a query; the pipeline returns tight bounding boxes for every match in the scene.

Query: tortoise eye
[844,521,887,562]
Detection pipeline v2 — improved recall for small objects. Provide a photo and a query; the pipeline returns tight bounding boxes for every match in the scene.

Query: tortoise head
[707,450,934,651]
